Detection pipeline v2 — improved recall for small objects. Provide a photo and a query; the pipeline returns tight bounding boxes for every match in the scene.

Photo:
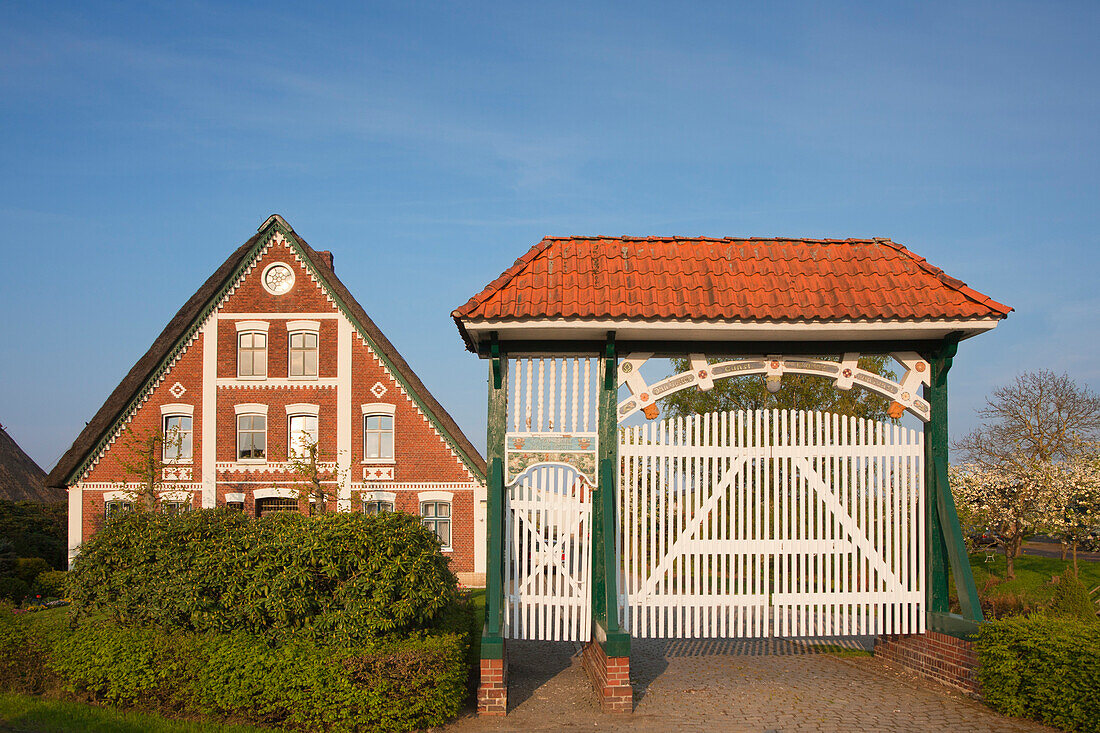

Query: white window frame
[361,403,396,464]
[234,403,268,463]
[286,404,320,460]
[235,321,269,380]
[418,490,453,551]
[103,491,134,519]
[159,403,194,464]
[287,321,320,380]
[362,489,396,515]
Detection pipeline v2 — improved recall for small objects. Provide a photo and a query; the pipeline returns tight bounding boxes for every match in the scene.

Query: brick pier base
[477,655,507,715]
[874,631,980,697]
[581,641,633,713]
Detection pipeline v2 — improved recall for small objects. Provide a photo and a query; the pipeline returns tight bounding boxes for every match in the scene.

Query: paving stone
[446,638,1057,733]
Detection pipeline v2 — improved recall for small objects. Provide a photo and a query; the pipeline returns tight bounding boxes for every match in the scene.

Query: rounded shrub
[69,509,457,643]
[1050,571,1098,622]
[14,557,51,586]
[32,570,68,599]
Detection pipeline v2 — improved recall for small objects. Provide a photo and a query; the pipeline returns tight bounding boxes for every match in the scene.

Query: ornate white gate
[618,409,925,638]
[504,462,593,641]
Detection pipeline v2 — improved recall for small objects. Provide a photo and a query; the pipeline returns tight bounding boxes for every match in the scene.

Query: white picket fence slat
[618,409,924,639]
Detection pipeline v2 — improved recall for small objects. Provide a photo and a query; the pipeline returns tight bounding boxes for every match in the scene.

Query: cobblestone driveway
[446,638,1055,733]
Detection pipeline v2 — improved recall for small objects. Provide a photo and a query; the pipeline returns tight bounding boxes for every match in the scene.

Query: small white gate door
[618,410,925,638]
[504,463,593,641]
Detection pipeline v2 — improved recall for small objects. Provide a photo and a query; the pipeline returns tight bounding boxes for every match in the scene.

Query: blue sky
[1,1,1097,469]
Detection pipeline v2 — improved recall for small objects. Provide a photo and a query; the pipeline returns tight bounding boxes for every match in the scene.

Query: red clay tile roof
[453,236,1012,324]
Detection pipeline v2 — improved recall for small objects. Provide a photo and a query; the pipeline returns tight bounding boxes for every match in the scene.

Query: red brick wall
[477,657,507,716]
[80,332,205,541]
[222,246,334,314]
[581,641,633,713]
[349,338,472,483]
[874,631,980,697]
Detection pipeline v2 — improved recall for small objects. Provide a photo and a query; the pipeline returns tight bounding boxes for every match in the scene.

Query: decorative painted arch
[617,351,932,422]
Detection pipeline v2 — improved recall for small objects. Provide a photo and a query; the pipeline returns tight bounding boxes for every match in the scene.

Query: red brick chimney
[317,250,334,271]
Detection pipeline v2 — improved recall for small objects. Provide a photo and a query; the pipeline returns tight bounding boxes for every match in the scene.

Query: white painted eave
[459,317,1003,348]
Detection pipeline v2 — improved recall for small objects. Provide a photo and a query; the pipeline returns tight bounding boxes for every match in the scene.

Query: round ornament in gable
[261,262,295,295]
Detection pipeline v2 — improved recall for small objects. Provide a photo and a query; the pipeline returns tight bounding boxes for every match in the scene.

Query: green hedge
[31,571,67,600]
[13,558,51,587]
[68,509,457,644]
[975,615,1100,732]
[2,607,472,733]
[0,500,67,570]
[0,577,28,604]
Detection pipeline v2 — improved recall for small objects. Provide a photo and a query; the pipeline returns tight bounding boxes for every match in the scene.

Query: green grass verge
[0,692,280,733]
[466,588,486,660]
[950,554,1100,617]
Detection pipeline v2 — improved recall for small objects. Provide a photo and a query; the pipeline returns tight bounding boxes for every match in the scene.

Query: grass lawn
[466,587,486,660]
[950,553,1100,617]
[0,693,279,733]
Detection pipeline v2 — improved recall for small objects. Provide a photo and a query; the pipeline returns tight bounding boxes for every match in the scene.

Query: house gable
[49,216,485,488]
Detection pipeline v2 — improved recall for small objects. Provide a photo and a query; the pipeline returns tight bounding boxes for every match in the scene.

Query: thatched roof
[47,215,485,487]
[0,424,60,502]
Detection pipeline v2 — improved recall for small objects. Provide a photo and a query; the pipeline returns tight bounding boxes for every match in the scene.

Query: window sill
[235,376,268,382]
[361,458,396,465]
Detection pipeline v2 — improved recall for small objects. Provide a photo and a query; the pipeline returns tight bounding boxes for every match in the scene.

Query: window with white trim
[162,414,193,462]
[105,500,133,519]
[289,331,319,377]
[364,499,394,514]
[237,413,267,460]
[421,501,451,547]
[364,413,394,460]
[238,332,267,377]
[288,413,319,459]
[163,500,191,515]
[256,497,297,516]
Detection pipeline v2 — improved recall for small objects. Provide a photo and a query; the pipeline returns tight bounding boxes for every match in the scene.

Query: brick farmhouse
[47,215,487,585]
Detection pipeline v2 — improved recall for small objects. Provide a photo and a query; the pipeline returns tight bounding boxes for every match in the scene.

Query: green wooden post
[482,334,507,659]
[925,340,984,629]
[592,333,630,656]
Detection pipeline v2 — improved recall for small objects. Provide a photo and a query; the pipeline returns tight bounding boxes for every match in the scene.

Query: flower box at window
[237,332,267,378]
[162,414,193,462]
[237,414,267,460]
[421,501,451,548]
[289,331,318,377]
[363,500,394,514]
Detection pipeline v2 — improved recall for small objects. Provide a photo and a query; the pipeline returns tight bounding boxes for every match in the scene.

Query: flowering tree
[953,371,1100,578]
[949,459,1052,579]
[1038,446,1100,574]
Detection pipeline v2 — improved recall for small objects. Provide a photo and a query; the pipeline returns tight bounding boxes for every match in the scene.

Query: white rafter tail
[689,353,714,392]
[835,352,860,390]
[618,353,652,387]
[891,351,932,422]
[621,354,659,419]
